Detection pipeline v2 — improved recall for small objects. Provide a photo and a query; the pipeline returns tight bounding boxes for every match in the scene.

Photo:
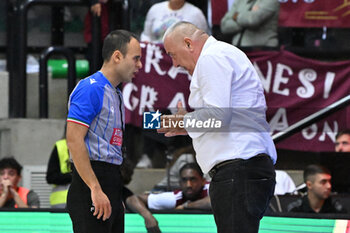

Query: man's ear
[306,180,312,190]
[184,37,192,49]
[111,50,123,63]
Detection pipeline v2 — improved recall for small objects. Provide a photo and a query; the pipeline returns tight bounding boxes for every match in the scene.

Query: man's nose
[137,60,142,69]
[338,145,343,152]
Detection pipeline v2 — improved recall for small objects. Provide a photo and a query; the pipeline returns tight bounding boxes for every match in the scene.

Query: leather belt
[208,153,268,178]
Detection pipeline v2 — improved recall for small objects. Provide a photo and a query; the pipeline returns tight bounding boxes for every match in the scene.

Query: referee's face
[117,37,142,83]
[180,168,206,200]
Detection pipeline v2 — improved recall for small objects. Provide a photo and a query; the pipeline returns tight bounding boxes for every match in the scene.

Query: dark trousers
[209,154,275,233]
[67,161,124,233]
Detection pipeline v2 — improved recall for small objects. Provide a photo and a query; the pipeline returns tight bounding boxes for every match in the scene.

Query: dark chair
[268,194,302,213]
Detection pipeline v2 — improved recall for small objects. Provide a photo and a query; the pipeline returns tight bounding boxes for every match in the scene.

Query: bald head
[163,21,207,43]
[163,21,208,75]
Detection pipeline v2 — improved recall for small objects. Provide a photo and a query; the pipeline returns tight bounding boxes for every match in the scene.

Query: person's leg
[92,162,124,233]
[111,204,125,233]
[209,155,275,233]
[209,168,234,232]
[67,165,112,233]
[244,155,276,224]
[107,167,124,233]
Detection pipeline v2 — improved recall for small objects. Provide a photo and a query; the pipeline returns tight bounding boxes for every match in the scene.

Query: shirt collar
[201,36,217,56]
[97,71,114,88]
[193,36,217,75]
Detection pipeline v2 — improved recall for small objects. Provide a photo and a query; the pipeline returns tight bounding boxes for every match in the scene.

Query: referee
[66,30,142,233]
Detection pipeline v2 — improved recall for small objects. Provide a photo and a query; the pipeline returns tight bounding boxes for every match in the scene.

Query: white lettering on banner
[297,68,317,98]
[123,84,189,116]
[255,62,336,99]
[269,108,289,134]
[302,121,338,142]
[168,66,191,80]
[269,107,339,142]
[319,121,338,142]
[302,124,318,140]
[254,61,273,93]
[140,43,146,48]
[323,72,335,99]
[123,83,139,111]
[145,44,166,75]
[168,93,186,114]
[273,63,292,96]
[139,85,158,115]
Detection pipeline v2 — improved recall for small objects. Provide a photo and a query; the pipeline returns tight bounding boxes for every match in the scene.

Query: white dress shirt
[184,36,277,173]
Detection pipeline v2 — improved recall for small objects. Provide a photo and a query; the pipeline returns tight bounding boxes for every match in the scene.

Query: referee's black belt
[208,153,269,178]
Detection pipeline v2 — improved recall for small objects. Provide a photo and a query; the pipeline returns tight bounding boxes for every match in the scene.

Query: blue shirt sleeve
[68,80,104,127]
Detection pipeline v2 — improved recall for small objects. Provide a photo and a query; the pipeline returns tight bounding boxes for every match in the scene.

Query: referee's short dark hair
[0,157,23,176]
[180,162,203,177]
[303,164,330,183]
[102,30,140,62]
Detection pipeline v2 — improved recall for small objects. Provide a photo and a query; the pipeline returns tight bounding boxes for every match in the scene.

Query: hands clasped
[157,102,188,137]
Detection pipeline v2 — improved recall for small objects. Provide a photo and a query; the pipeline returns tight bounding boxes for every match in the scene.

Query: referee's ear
[111,50,123,64]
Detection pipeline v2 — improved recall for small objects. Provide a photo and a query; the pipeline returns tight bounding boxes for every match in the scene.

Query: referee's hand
[91,188,111,221]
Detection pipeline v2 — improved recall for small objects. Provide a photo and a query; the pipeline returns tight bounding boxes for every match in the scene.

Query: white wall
[0,118,65,166]
[0,72,9,119]
[26,72,69,119]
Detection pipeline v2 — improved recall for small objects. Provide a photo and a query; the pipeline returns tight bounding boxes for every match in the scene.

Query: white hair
[162,21,200,42]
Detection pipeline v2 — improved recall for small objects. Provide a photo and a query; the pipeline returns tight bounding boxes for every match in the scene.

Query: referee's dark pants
[67,161,124,233]
[209,154,275,233]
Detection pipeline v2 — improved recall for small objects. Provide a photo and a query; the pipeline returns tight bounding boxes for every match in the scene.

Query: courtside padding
[0,211,350,233]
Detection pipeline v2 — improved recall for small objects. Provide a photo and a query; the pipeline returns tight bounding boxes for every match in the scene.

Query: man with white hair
[158,21,277,233]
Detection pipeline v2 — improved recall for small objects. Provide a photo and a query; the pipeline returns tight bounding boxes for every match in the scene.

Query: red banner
[123,42,350,152]
[278,0,350,28]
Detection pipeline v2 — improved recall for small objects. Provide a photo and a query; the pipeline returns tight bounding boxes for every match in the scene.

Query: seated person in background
[220,0,280,47]
[288,164,346,214]
[121,158,161,233]
[141,0,209,43]
[335,129,350,152]
[0,157,40,208]
[154,145,197,190]
[46,135,72,208]
[139,163,211,210]
[274,170,296,195]
[155,147,294,195]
